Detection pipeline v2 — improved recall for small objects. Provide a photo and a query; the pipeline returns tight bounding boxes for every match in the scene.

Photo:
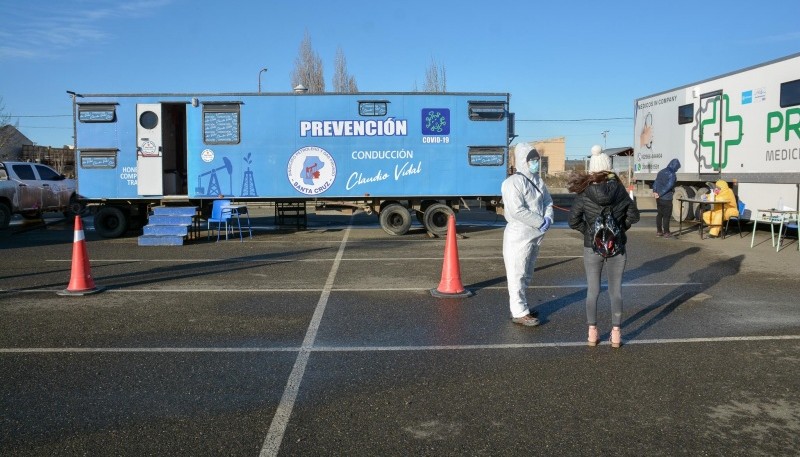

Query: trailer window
[468,101,506,121]
[359,101,388,116]
[78,104,117,123]
[79,150,118,169]
[468,146,505,166]
[678,103,694,125]
[203,103,241,144]
[780,79,800,108]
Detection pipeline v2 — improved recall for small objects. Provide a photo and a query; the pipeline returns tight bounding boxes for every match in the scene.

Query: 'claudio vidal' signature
[346,161,422,190]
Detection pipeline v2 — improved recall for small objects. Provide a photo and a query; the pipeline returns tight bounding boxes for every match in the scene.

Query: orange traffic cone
[430,214,473,298]
[58,216,104,296]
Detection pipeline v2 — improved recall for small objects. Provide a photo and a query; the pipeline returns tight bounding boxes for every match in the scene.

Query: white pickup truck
[0,161,82,229]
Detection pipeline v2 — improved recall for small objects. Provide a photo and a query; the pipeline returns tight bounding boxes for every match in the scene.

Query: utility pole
[601,130,610,149]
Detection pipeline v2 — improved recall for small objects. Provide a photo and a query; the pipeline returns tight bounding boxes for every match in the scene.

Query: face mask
[528,161,540,174]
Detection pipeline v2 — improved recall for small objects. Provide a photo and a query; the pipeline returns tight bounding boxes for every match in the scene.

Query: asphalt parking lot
[1,207,799,456]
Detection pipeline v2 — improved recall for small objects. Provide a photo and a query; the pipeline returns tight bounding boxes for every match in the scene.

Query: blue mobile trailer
[71,91,513,237]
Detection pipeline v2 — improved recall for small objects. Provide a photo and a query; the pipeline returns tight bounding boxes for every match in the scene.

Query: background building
[0,125,75,176]
[512,137,566,177]
[532,137,566,176]
[0,125,33,161]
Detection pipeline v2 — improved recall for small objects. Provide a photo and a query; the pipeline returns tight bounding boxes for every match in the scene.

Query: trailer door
[698,91,724,173]
[136,103,163,195]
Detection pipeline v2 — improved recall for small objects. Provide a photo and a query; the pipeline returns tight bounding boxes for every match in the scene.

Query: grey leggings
[583,247,626,327]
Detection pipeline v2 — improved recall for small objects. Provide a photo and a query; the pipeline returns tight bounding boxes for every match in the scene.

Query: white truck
[632,52,800,220]
[0,161,82,229]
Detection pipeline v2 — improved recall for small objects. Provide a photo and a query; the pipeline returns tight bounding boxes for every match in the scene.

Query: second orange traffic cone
[430,214,473,298]
[58,216,104,296]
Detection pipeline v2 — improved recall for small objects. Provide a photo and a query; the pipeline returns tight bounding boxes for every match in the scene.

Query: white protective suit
[501,144,555,318]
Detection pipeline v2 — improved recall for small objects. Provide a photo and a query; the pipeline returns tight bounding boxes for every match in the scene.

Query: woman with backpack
[567,146,640,348]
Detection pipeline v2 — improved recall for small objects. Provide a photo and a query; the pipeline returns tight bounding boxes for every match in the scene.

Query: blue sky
[1,0,798,159]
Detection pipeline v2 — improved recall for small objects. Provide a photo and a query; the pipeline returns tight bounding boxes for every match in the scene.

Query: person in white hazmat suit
[501,144,554,326]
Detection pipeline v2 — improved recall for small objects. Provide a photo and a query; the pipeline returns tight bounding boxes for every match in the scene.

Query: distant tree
[332,47,358,93]
[0,97,14,159]
[291,31,325,93]
[423,57,447,93]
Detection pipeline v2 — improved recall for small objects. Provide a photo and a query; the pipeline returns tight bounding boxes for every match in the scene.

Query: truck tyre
[64,194,87,219]
[415,210,425,225]
[423,203,454,237]
[94,206,128,238]
[694,186,709,202]
[691,186,710,220]
[379,204,412,236]
[672,186,696,221]
[0,202,10,229]
[416,200,436,225]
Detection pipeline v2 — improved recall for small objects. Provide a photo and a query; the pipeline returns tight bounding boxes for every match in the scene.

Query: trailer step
[147,215,194,226]
[143,225,189,236]
[137,234,186,246]
[139,206,199,246]
[152,206,197,217]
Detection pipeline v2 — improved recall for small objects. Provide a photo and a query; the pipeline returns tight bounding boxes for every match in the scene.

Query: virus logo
[422,108,450,135]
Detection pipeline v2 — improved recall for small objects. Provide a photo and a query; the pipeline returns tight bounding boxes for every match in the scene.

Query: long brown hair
[567,171,617,194]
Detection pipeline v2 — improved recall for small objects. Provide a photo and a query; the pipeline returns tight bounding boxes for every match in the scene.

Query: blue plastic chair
[207,199,232,241]
[724,200,746,238]
[776,211,799,252]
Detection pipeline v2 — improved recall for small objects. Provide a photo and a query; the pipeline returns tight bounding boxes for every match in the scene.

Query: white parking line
[44,255,583,263]
[259,222,352,457]
[1,283,704,294]
[3,334,799,354]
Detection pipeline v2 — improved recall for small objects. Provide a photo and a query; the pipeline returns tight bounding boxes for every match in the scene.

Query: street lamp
[258,68,268,93]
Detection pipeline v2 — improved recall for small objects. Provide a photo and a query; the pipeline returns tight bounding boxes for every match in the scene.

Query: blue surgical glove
[540,216,552,232]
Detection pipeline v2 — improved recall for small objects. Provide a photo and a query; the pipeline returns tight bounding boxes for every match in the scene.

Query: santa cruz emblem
[287,146,336,195]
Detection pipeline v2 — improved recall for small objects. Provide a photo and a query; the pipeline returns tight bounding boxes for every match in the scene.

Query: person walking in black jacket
[567,151,640,348]
[651,159,681,237]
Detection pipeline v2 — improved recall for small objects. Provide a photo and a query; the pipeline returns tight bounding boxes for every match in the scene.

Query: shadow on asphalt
[529,246,744,341]
[5,247,329,292]
[623,253,744,340]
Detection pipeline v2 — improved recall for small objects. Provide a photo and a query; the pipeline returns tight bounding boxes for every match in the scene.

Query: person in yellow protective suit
[702,180,739,237]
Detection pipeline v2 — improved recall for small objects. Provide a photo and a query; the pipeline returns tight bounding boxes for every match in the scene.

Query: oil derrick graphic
[241,152,258,196]
[196,157,233,196]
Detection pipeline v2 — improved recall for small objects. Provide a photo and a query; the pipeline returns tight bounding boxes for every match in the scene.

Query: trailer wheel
[94,206,128,238]
[672,186,696,221]
[379,204,412,236]
[0,202,10,229]
[423,203,454,237]
[694,186,709,202]
[416,200,436,225]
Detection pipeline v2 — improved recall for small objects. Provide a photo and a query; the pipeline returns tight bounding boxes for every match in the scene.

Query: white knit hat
[588,145,612,172]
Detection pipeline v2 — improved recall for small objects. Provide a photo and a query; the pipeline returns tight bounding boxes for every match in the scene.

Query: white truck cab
[0,161,80,229]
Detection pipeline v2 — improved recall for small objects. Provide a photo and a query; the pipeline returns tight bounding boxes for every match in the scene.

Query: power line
[516,117,632,122]
[10,115,634,121]
[16,126,72,129]
[11,114,72,118]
